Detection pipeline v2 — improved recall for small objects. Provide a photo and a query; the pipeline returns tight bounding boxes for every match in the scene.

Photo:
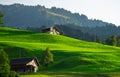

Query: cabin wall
[27,60,38,72]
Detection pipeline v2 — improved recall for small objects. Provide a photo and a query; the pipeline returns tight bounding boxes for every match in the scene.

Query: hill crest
[0,3,116,29]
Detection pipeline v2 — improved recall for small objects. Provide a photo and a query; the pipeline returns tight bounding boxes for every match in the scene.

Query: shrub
[9,71,19,77]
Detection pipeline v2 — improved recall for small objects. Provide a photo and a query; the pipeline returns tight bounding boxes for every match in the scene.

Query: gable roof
[42,26,58,31]
[10,57,40,66]
[42,27,51,31]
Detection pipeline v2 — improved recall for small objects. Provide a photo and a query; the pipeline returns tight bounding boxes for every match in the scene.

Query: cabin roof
[10,57,40,66]
[42,26,58,31]
[42,27,51,31]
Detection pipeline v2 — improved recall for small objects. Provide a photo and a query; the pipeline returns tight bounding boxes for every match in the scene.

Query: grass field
[0,27,120,76]
[20,72,120,77]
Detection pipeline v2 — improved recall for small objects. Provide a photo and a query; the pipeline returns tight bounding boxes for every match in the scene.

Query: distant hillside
[1,27,120,72]
[0,4,120,40]
[0,4,113,29]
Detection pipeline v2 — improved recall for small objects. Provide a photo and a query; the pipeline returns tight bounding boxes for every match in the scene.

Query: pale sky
[0,0,120,26]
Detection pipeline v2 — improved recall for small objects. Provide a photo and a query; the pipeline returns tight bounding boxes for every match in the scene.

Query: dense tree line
[105,35,120,47]
[80,24,120,39]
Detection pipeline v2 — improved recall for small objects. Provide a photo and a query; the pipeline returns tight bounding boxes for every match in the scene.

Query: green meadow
[21,72,120,77]
[0,27,120,76]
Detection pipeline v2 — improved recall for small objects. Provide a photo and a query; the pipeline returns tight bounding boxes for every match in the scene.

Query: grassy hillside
[21,72,120,77]
[0,27,120,73]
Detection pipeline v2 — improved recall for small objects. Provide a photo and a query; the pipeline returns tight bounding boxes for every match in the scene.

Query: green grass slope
[0,27,120,72]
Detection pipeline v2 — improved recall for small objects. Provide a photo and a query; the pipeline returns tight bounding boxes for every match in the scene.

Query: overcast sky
[0,0,120,26]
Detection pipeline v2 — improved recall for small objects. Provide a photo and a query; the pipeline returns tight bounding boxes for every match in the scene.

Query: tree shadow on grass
[42,72,111,77]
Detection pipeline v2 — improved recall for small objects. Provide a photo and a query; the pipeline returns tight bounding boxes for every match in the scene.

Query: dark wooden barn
[10,57,40,73]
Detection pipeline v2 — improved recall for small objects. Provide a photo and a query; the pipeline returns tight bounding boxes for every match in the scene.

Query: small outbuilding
[42,26,60,35]
[10,57,40,73]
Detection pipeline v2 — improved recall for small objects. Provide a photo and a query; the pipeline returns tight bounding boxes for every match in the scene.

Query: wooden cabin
[42,26,60,35]
[10,57,40,73]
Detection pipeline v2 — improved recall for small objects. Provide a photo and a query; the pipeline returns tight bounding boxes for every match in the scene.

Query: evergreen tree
[116,35,120,47]
[96,38,102,44]
[105,35,117,46]
[42,47,54,67]
[0,47,10,77]
[0,12,3,24]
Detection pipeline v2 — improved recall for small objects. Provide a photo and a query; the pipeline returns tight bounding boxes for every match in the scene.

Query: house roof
[10,57,40,66]
[42,27,51,31]
[42,26,58,31]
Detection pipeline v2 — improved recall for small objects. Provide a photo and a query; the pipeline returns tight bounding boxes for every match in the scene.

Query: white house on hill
[42,26,60,35]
